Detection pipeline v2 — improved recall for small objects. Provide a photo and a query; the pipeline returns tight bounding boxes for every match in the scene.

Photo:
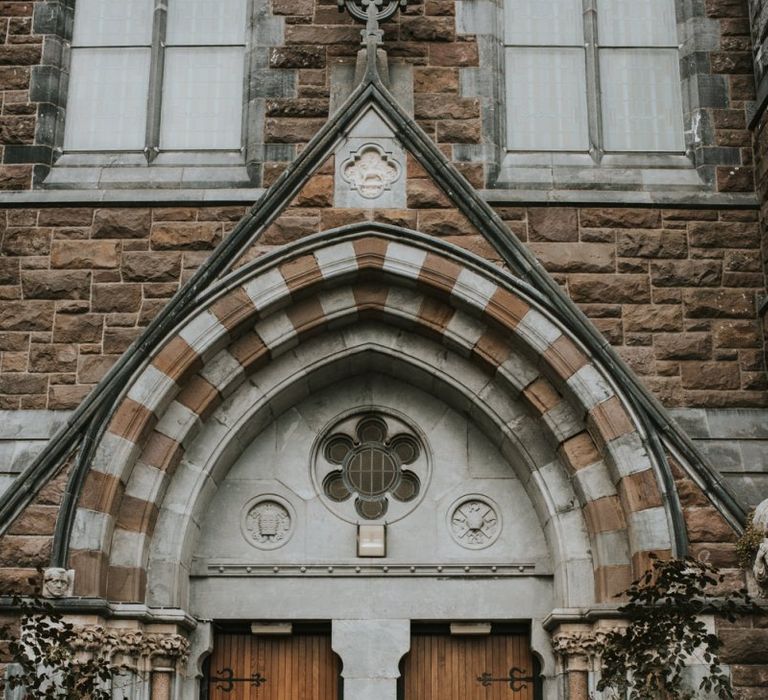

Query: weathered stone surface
[103,328,141,354]
[51,240,119,269]
[0,115,33,143]
[428,42,479,66]
[527,208,577,242]
[150,222,220,250]
[1,226,50,255]
[580,208,661,229]
[52,314,102,343]
[21,270,91,299]
[689,221,760,248]
[400,16,455,42]
[92,208,151,239]
[413,67,458,93]
[0,568,40,595]
[0,536,51,568]
[720,630,768,664]
[77,355,117,383]
[681,362,740,390]
[650,260,721,287]
[0,301,54,331]
[265,98,329,118]
[417,209,473,236]
[92,284,142,313]
[436,119,481,143]
[48,384,92,409]
[0,373,47,394]
[0,257,19,285]
[265,117,326,143]
[285,25,359,44]
[261,215,320,245]
[654,333,711,360]
[713,320,761,347]
[683,289,755,318]
[569,274,651,303]
[414,95,478,120]
[406,180,450,208]
[616,230,687,258]
[623,305,681,332]
[122,252,181,282]
[731,665,768,687]
[28,344,77,373]
[7,505,58,536]
[294,175,333,207]
[269,46,325,69]
[37,208,94,227]
[532,242,614,273]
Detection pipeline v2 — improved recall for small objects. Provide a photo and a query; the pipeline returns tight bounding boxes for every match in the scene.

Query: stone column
[550,625,594,700]
[332,619,410,700]
[753,498,768,597]
[149,662,174,700]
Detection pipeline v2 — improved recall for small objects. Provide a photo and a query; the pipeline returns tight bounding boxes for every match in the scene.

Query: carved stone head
[42,568,74,598]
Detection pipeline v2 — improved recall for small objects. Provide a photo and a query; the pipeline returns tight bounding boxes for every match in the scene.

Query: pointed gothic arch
[59,225,675,608]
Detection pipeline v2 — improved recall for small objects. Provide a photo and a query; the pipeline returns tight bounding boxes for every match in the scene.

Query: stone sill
[0,188,759,209]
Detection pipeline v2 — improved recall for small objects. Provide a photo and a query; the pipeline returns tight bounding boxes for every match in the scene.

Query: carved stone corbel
[70,625,190,664]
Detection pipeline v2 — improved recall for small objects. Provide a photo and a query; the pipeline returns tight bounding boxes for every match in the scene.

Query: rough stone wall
[1,194,765,410]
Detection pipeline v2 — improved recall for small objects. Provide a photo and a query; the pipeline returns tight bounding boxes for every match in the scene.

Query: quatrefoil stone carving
[341,144,401,200]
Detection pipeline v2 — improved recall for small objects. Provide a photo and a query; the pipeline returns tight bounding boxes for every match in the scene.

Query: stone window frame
[458,0,743,192]
[24,0,293,189]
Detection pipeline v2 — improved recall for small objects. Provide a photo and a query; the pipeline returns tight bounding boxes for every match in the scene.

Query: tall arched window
[64,0,248,155]
[504,0,685,154]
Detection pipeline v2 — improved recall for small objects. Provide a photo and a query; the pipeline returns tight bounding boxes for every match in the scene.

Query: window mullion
[582,0,603,162]
[145,0,168,163]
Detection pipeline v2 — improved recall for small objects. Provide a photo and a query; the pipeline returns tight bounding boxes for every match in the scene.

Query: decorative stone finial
[338,0,407,24]
[42,567,74,598]
[753,499,768,597]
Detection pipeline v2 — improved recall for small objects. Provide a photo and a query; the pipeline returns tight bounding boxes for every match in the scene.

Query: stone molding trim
[61,228,673,604]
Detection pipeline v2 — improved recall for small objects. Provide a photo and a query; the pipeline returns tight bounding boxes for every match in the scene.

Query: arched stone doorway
[58,226,676,699]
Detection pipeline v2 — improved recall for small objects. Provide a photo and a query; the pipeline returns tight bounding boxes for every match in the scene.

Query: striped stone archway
[65,225,675,607]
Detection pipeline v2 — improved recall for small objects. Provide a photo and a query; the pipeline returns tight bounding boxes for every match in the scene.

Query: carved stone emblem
[42,567,74,598]
[449,497,501,549]
[341,144,401,199]
[242,497,294,550]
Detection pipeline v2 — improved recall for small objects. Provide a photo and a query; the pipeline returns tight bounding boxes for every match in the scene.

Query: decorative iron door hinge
[209,667,267,693]
[477,666,535,692]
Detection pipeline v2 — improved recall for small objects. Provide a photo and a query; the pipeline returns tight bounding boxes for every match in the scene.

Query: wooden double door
[205,628,341,700]
[400,627,541,700]
[205,625,539,700]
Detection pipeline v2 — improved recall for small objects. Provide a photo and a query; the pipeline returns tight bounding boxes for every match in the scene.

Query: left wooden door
[205,631,341,700]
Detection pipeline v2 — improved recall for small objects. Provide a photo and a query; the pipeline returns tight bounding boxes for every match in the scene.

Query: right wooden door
[400,629,540,700]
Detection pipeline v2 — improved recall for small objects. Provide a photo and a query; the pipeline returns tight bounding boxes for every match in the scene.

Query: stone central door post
[332,620,411,700]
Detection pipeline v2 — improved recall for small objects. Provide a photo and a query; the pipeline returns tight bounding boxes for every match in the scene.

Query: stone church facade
[0,0,767,698]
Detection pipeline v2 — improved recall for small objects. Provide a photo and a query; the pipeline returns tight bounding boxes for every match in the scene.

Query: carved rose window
[322,416,421,519]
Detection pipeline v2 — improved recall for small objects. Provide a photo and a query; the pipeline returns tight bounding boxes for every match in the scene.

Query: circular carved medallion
[241,496,295,550]
[448,496,501,550]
